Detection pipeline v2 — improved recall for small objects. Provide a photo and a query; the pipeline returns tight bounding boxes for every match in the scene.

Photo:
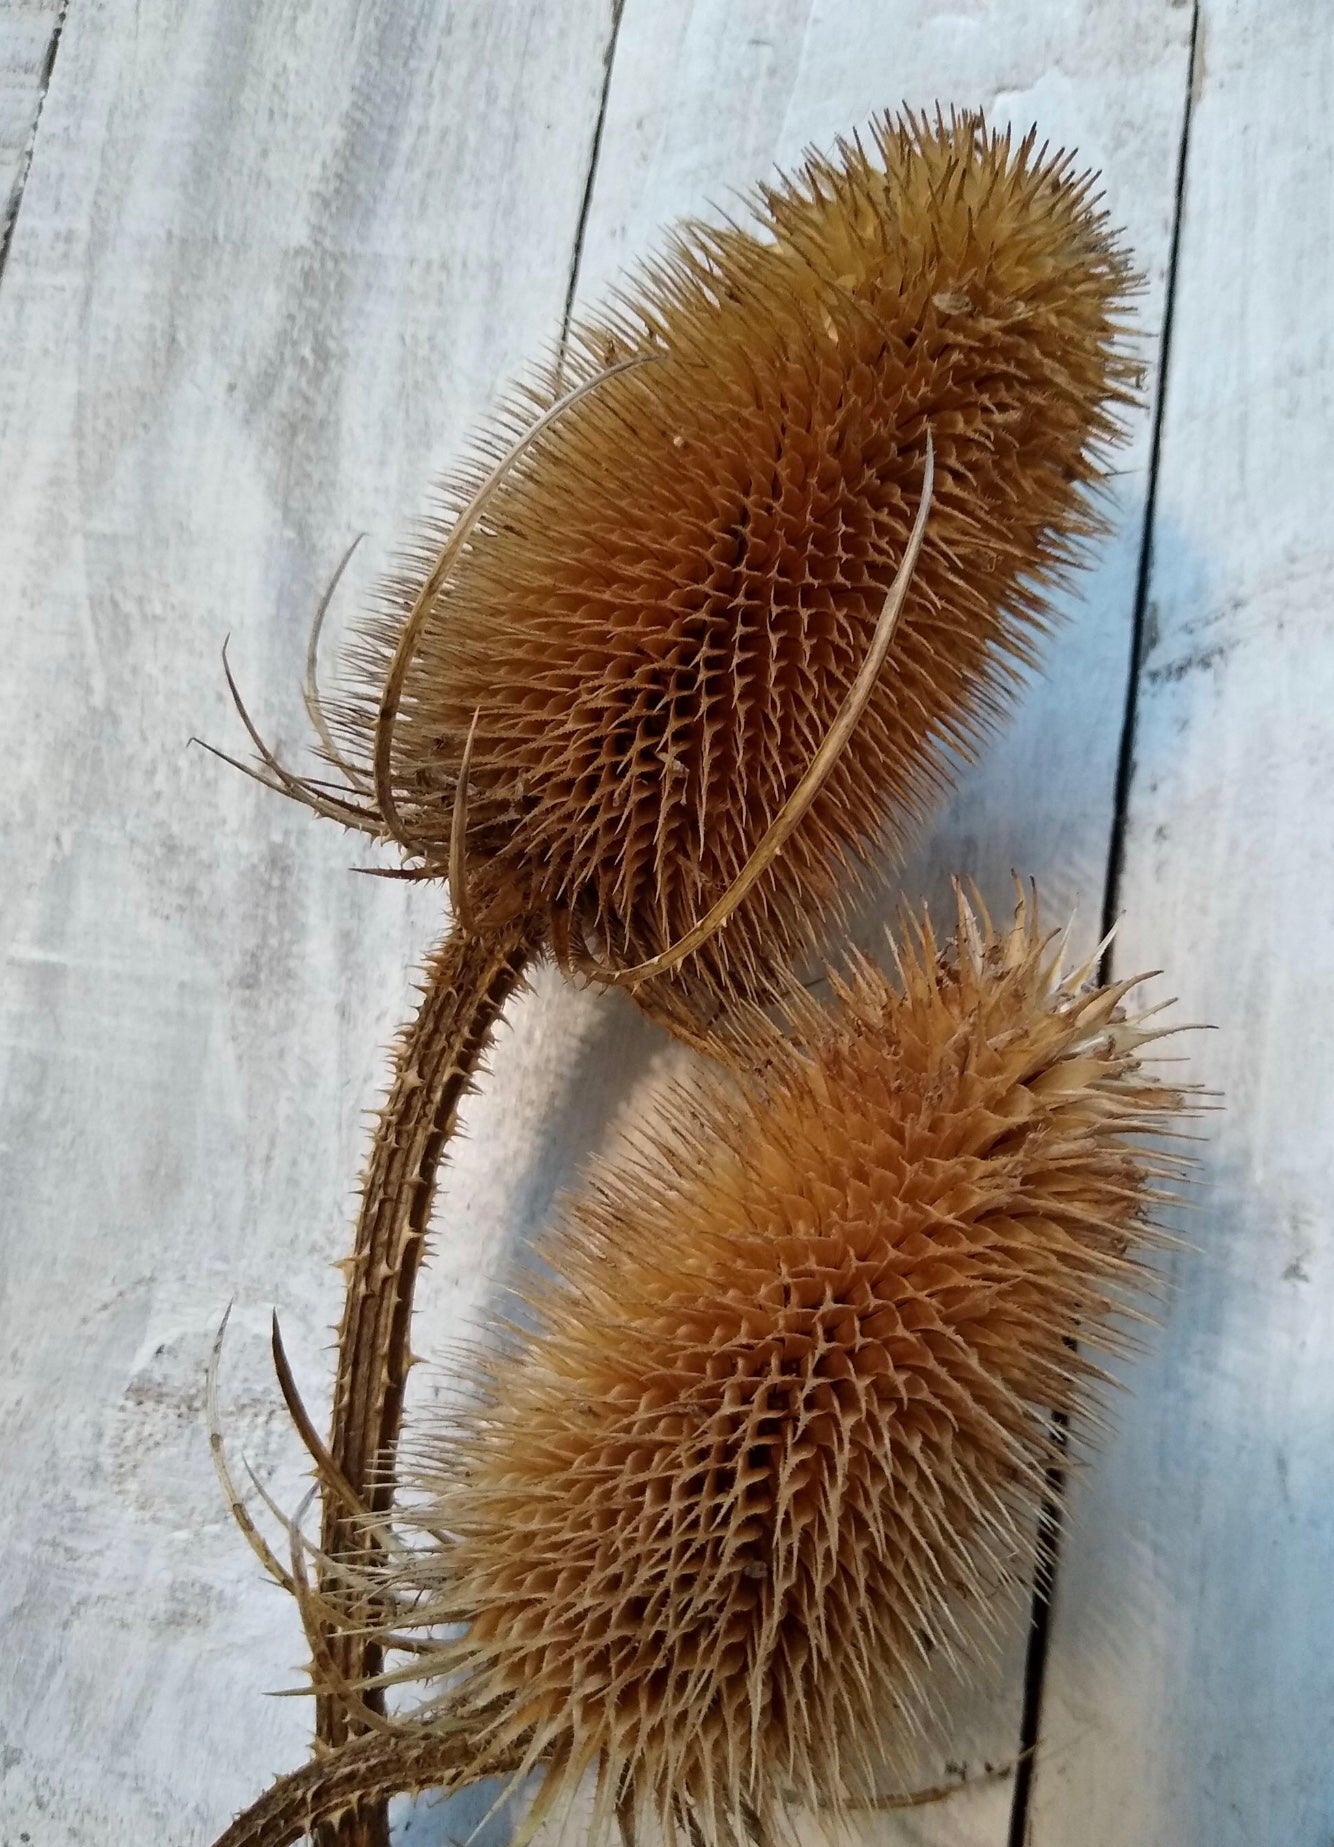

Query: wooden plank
[0,0,63,251]
[566,5,1194,1844]
[1029,2,1334,1842]
[0,1,617,1838]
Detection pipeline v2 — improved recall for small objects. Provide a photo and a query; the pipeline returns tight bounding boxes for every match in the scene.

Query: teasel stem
[213,1724,525,1847]
[313,922,531,1847]
[209,1708,1018,1847]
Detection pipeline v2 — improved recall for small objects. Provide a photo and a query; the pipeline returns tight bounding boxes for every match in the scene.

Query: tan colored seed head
[349,894,1188,1841]
[338,111,1138,1031]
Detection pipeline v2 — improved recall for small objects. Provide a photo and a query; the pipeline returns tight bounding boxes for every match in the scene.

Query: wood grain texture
[0,0,63,251]
[0,1,1217,1843]
[0,0,617,1837]
[1030,2,1334,1842]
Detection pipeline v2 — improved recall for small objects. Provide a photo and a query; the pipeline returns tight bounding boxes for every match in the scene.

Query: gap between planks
[559,0,629,359]
[0,0,69,283]
[1005,6,1204,1843]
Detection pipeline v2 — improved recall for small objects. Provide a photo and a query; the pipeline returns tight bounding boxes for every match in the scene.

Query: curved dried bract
[282,891,1193,1847]
[448,708,482,936]
[206,1305,298,1599]
[589,431,935,987]
[334,110,1138,1031]
[304,533,371,796]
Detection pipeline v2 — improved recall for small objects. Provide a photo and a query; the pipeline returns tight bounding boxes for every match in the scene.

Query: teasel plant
[209,889,1197,1847]
[203,108,1139,1840]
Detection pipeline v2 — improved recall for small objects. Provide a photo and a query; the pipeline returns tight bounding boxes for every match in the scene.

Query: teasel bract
[212,107,1139,1823]
[212,892,1192,1847]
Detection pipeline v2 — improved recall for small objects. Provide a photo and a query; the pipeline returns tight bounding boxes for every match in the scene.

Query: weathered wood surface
[0,0,63,250]
[4,0,1322,1844]
[1029,3,1334,1843]
[0,1,619,1838]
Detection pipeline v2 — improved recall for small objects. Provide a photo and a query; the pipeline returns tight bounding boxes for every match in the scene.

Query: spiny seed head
[338,111,1139,1032]
[351,893,1189,1841]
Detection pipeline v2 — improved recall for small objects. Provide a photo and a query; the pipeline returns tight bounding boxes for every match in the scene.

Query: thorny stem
[210,1719,999,1847]
[212,1726,524,1847]
[313,922,531,1847]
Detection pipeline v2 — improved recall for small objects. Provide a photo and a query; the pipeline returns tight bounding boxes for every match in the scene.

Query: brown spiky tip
[323,893,1189,1842]
[331,110,1139,1031]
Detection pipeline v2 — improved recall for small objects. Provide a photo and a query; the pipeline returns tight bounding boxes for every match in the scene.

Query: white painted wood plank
[0,0,62,241]
[567,6,1194,1843]
[0,2,617,1838]
[1030,2,1334,1842]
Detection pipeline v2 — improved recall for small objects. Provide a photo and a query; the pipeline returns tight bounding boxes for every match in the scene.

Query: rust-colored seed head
[339,111,1138,1030]
[351,895,1188,1840]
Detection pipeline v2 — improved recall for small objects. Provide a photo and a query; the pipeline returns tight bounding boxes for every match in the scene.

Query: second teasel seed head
[335,892,1191,1843]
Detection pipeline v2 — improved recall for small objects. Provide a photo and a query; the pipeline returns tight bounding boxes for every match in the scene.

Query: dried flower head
[226,893,1190,1847]
[325,111,1137,1028]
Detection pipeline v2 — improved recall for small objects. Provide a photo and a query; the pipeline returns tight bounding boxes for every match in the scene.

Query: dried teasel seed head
[337,110,1140,1031]
[340,891,1192,1842]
